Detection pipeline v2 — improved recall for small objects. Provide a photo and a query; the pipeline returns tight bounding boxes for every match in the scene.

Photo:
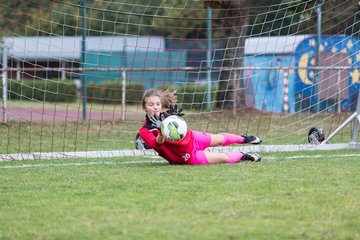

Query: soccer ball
[161,115,187,141]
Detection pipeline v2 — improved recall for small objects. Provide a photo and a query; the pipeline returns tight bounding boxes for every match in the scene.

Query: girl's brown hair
[141,88,177,109]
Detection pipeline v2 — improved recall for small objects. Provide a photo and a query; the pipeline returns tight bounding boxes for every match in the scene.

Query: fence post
[350,89,360,142]
[1,44,9,124]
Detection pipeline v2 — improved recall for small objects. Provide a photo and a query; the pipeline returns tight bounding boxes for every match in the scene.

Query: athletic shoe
[241,135,262,144]
[242,153,262,162]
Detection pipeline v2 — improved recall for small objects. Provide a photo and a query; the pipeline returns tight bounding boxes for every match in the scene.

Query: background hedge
[87,81,144,104]
[1,79,78,102]
[1,79,215,110]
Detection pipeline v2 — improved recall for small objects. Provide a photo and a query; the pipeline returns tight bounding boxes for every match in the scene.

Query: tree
[206,1,250,110]
[153,0,250,110]
[0,0,163,37]
[0,0,53,37]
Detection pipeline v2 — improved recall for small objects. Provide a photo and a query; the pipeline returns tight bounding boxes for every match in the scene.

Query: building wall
[84,50,187,88]
[244,54,295,113]
[294,35,360,112]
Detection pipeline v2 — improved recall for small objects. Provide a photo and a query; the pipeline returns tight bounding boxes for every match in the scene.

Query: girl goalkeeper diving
[138,88,262,165]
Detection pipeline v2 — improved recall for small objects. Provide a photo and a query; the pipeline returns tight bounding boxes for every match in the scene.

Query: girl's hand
[168,104,184,117]
[147,114,163,130]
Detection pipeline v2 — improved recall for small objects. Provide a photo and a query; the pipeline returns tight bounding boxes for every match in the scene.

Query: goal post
[0,1,359,161]
[1,44,9,124]
[321,88,360,145]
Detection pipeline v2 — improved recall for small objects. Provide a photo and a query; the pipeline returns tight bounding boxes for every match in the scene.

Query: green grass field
[1,150,359,239]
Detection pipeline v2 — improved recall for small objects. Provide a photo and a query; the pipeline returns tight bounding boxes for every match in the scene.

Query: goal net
[0,0,359,160]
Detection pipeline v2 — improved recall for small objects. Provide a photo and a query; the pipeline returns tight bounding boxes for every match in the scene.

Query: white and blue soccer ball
[161,115,187,141]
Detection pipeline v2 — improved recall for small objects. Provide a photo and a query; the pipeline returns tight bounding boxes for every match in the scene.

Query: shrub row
[1,79,216,110]
[161,84,217,111]
[0,79,144,104]
[183,84,217,110]
[2,79,78,102]
[87,82,217,110]
[87,81,144,104]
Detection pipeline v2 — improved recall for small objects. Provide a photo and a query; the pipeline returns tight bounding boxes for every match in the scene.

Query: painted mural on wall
[294,35,360,112]
[244,35,359,114]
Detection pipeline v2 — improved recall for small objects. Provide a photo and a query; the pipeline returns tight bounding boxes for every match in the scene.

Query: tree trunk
[216,1,249,110]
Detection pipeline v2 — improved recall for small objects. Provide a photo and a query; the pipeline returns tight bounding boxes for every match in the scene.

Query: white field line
[1,159,166,169]
[1,153,360,169]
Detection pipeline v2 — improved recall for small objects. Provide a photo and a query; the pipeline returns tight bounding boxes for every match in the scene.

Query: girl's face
[144,95,162,117]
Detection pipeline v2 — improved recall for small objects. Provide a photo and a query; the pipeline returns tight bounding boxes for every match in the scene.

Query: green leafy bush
[87,81,144,104]
[1,79,78,102]
[1,79,215,109]
[177,84,217,111]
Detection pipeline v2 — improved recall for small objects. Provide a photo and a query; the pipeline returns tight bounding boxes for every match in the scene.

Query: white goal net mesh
[0,0,359,160]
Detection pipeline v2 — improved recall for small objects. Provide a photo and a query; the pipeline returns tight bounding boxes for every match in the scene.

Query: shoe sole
[243,153,261,162]
[250,138,262,144]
